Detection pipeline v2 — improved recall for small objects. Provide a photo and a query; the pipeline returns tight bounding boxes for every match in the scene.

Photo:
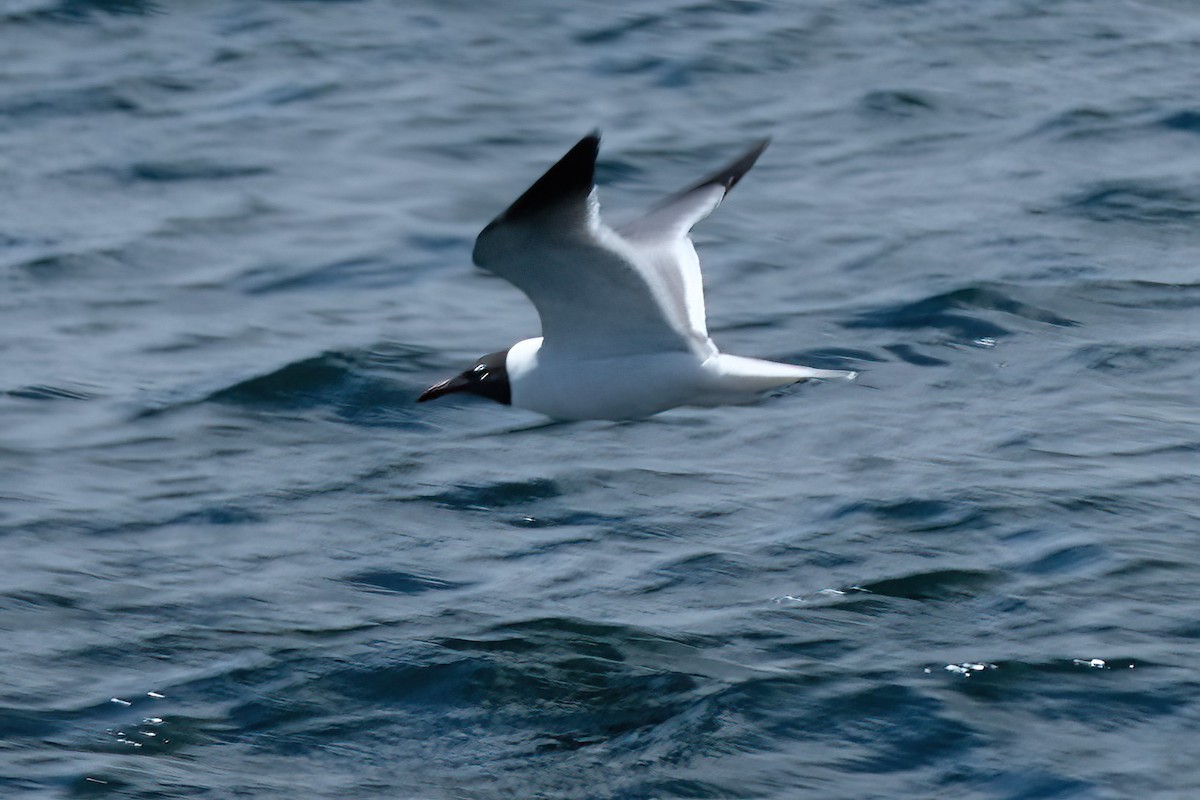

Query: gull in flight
[419,133,855,420]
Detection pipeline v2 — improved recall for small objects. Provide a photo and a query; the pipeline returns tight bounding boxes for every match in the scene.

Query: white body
[506,336,850,421]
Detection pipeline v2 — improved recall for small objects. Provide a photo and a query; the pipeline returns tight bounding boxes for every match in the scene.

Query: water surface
[3,1,1199,797]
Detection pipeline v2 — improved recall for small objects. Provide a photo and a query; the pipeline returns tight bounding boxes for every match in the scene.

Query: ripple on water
[429,617,711,754]
[207,353,360,409]
[858,568,1002,601]
[234,257,411,295]
[1157,109,1200,134]
[426,478,563,511]
[1061,180,1200,224]
[1018,543,1108,577]
[859,88,940,117]
[201,348,433,428]
[833,496,991,534]
[1076,279,1200,310]
[121,160,271,183]
[1076,342,1200,374]
[883,343,949,366]
[844,283,1077,341]
[3,383,99,401]
[341,570,469,596]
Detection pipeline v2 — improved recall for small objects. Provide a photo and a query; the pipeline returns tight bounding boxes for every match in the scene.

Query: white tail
[706,354,856,395]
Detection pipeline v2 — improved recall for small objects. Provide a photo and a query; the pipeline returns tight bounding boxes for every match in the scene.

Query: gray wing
[617,138,770,340]
[472,134,768,359]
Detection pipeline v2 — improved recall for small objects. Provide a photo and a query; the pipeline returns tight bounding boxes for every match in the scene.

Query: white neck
[504,337,544,383]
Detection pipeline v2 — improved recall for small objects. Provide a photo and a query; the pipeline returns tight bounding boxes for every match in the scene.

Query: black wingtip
[500,132,601,222]
[682,137,771,197]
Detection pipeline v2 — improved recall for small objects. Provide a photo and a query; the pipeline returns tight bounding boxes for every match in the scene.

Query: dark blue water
[3,1,1200,797]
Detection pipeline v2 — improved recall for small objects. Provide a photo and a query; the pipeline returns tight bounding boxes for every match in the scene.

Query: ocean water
[3,0,1199,797]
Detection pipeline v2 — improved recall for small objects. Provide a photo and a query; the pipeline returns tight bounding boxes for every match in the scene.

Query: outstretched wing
[472,134,767,359]
[617,138,770,340]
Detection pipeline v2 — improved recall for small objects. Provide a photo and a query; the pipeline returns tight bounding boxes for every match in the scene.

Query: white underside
[506,337,855,421]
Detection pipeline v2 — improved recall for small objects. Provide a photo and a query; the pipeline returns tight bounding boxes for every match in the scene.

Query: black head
[417,350,511,406]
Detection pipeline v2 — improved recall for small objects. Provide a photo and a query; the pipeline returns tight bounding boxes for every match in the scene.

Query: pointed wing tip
[659,136,773,205]
[496,132,602,224]
[473,131,604,267]
[573,130,601,167]
[718,136,771,193]
[571,130,602,156]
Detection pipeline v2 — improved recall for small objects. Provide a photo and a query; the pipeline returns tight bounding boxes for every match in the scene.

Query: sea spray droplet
[944,662,997,676]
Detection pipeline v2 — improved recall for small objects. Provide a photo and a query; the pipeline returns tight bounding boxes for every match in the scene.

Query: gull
[418,133,855,420]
